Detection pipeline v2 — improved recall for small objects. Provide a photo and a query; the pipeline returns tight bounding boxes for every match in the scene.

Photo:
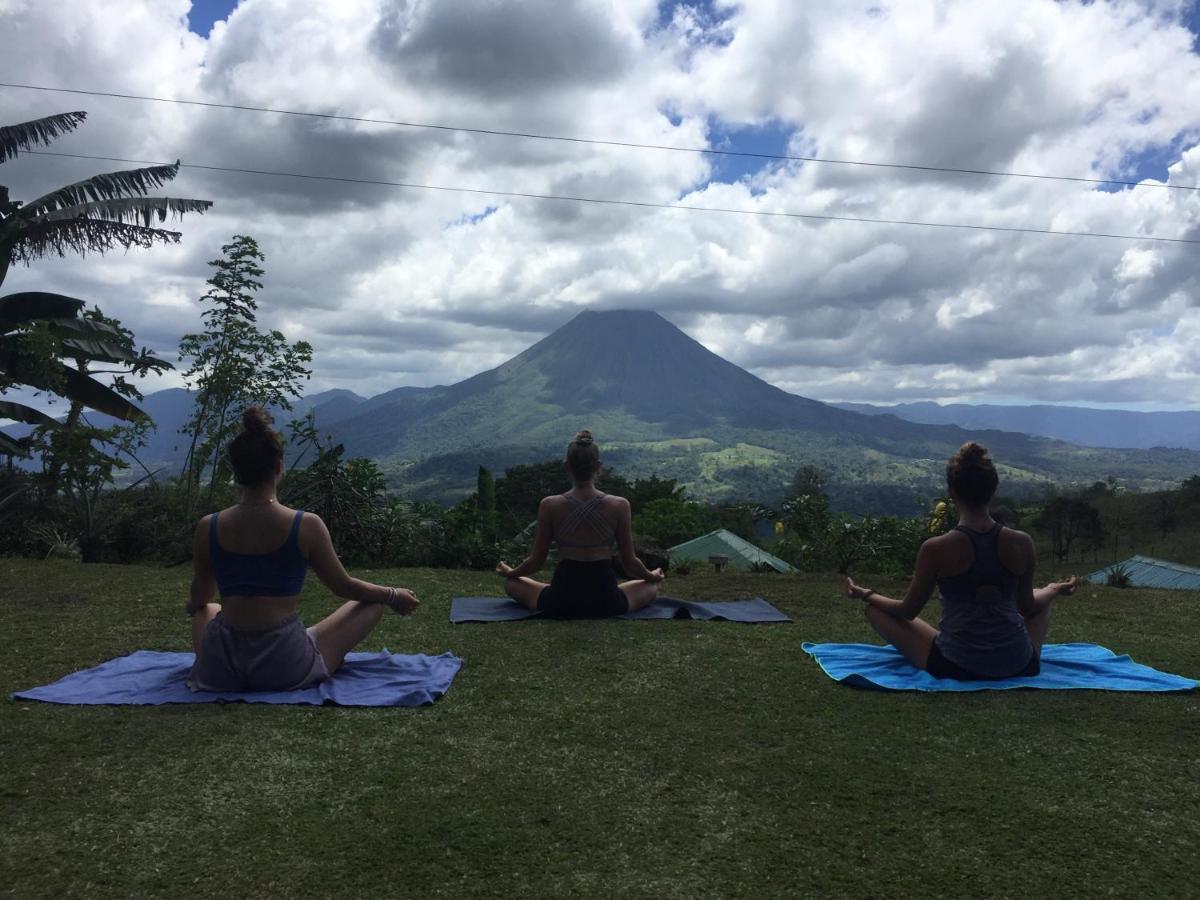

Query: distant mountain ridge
[8,310,1199,511]
[310,310,1200,508]
[833,401,1200,451]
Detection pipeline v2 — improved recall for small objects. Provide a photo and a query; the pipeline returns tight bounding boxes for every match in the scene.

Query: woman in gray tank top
[844,442,1077,680]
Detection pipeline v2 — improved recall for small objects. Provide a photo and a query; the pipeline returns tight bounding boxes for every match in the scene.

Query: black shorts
[537,559,630,619]
[926,639,1040,681]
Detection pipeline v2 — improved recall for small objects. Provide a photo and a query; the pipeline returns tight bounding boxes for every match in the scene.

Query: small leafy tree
[280,440,385,564]
[632,497,720,547]
[31,417,154,562]
[495,459,569,537]
[179,235,312,509]
[1034,497,1105,564]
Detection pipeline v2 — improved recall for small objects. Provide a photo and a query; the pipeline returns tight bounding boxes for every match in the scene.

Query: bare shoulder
[299,511,328,534]
[1000,526,1035,550]
[921,530,959,555]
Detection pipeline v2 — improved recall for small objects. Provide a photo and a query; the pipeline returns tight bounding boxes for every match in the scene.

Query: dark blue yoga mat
[802,642,1195,692]
[451,595,790,623]
[11,649,463,706]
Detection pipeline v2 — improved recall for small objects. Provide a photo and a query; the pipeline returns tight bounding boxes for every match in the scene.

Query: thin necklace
[239,497,277,507]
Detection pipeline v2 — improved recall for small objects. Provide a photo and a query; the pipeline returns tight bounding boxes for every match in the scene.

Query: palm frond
[0,292,86,332]
[0,430,32,458]
[19,162,189,216]
[0,112,88,164]
[0,400,58,427]
[26,196,214,227]
[8,217,184,265]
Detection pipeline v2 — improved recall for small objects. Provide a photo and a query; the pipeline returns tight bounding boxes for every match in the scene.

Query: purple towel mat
[11,649,463,707]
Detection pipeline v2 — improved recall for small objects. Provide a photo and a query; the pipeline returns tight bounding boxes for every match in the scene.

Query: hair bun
[958,441,989,464]
[574,429,594,446]
[242,405,274,434]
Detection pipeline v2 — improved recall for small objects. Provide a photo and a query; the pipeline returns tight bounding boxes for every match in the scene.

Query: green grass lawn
[2,560,1197,898]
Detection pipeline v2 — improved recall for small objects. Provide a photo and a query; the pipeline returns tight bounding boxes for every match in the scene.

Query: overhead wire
[19,149,1197,245]
[2,81,1196,192]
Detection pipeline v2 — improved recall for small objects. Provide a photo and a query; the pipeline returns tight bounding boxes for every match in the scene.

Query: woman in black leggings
[495,429,664,617]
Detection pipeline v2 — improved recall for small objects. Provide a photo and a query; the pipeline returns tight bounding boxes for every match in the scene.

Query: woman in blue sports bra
[495,429,665,618]
[844,442,1077,680]
[186,407,419,692]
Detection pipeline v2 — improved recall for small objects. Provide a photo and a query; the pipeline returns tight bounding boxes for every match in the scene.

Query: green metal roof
[1086,555,1200,591]
[668,529,796,573]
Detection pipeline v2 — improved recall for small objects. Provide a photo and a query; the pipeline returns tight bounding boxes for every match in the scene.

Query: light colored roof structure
[668,529,796,573]
[1086,555,1200,591]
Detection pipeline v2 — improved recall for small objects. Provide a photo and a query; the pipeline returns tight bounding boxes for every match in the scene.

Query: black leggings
[537,559,630,618]
[926,639,1040,680]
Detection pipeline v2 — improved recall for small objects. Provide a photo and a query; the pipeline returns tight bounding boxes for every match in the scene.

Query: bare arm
[186,517,217,616]
[497,497,554,579]
[614,497,664,582]
[1012,532,1077,615]
[304,515,418,613]
[845,539,938,620]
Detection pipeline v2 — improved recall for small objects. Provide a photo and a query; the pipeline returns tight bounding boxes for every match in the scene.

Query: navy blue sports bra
[209,509,308,597]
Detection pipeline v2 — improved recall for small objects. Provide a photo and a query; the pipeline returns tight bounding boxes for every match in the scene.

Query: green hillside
[318,310,1200,511]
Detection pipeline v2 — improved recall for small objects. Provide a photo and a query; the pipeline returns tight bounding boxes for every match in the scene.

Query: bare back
[545,490,622,561]
[198,502,312,629]
[932,525,1029,580]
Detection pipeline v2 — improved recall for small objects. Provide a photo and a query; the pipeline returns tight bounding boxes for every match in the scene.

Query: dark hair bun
[957,441,988,464]
[574,429,594,446]
[242,405,274,434]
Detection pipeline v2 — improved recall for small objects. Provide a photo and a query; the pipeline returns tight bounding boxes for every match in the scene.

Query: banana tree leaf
[0,292,86,331]
[58,364,148,422]
[0,350,147,422]
[27,196,213,226]
[0,112,87,164]
[59,336,138,364]
[20,163,186,216]
[42,316,124,338]
[0,429,31,458]
[0,401,58,427]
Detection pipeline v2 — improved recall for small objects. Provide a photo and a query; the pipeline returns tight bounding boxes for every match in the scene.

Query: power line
[22,149,1199,245]
[3,80,1196,193]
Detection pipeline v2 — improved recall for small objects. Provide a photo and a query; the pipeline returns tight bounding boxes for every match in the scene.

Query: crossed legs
[311,601,385,674]
[863,605,938,670]
[501,575,661,614]
[864,600,1055,671]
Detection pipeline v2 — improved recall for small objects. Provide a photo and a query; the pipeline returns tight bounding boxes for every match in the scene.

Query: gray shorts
[188,612,329,692]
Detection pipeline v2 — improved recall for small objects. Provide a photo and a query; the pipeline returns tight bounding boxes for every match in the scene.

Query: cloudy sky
[2,0,1199,412]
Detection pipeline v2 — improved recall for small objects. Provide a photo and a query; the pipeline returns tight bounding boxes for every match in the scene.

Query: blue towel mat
[11,649,463,706]
[451,595,790,623]
[802,642,1195,692]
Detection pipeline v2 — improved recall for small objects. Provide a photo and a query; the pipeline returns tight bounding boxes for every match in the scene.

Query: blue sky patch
[187,0,239,37]
[704,118,796,186]
[1097,131,1194,192]
[652,0,736,46]
[449,205,499,229]
[1184,0,1200,52]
